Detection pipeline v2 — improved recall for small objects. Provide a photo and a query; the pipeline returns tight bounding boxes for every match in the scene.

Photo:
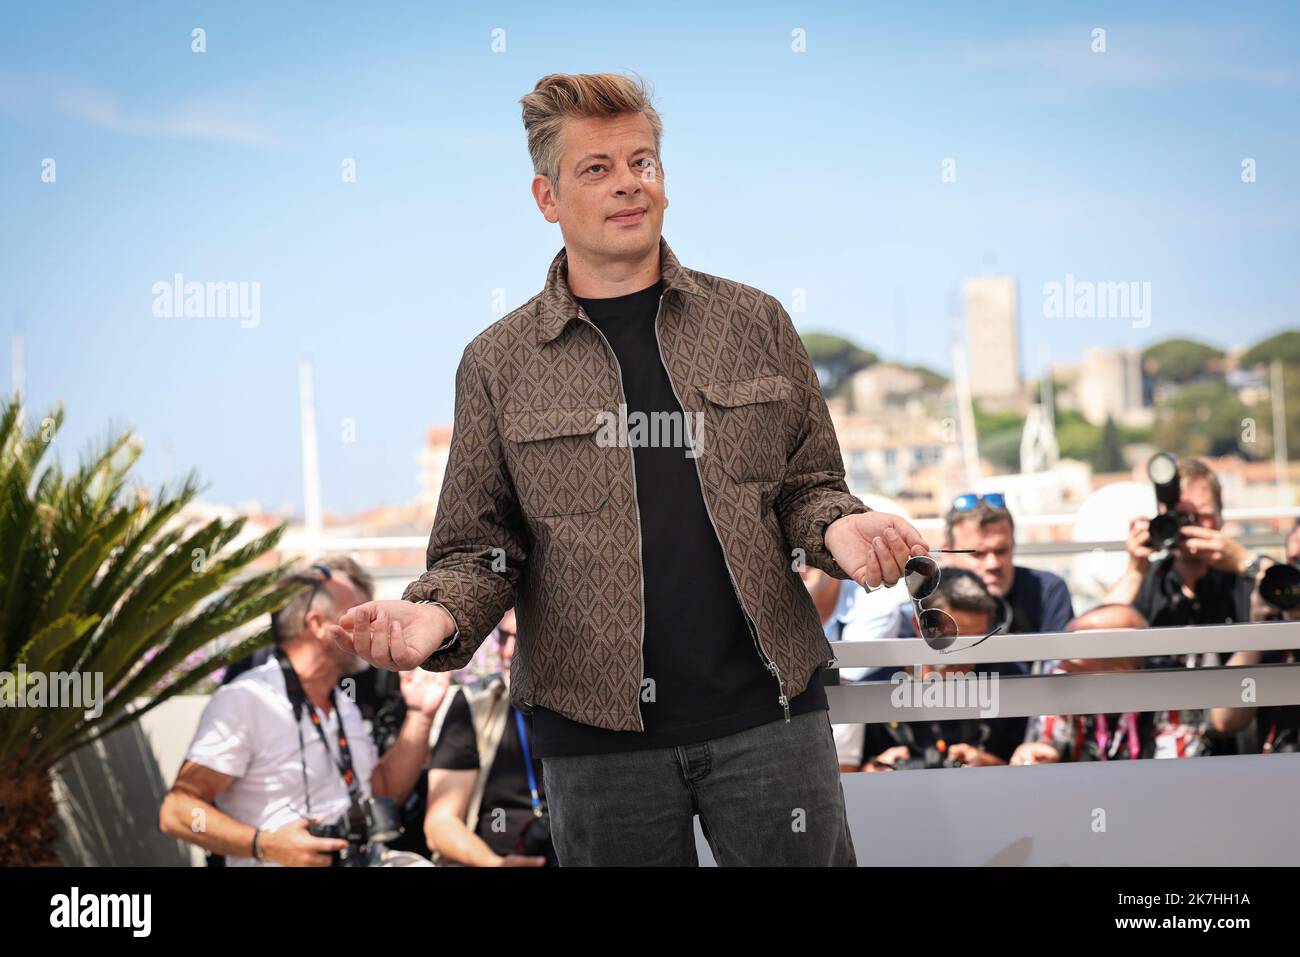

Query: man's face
[1173,477,1221,562]
[497,609,517,673]
[1287,525,1300,565]
[533,112,667,265]
[314,576,371,675]
[947,519,1016,596]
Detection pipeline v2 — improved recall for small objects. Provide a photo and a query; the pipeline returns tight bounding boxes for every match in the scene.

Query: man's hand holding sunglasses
[825,511,930,589]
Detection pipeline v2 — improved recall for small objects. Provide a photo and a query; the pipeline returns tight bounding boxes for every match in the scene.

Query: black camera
[308,796,404,867]
[887,745,964,770]
[1146,453,1192,551]
[517,813,558,866]
[1259,562,1300,611]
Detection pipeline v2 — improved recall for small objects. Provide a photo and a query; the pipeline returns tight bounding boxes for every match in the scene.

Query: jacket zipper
[577,305,648,732]
[652,293,791,722]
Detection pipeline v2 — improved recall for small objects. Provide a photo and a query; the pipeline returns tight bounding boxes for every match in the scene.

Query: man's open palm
[326,600,455,671]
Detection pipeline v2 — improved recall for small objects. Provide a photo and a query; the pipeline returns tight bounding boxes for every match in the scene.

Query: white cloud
[0,71,285,146]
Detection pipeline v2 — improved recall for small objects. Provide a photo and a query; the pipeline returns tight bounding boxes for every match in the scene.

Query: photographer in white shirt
[160,561,450,866]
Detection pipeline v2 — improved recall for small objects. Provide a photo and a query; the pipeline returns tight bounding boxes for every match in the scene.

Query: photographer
[941,494,1075,637]
[423,609,553,866]
[160,562,451,866]
[894,495,1073,674]
[861,569,1027,770]
[1010,604,1210,764]
[217,556,433,859]
[1209,648,1300,753]
[1104,457,1263,633]
[1208,518,1300,752]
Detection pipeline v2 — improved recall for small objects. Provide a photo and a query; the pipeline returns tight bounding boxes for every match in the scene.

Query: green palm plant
[0,394,306,865]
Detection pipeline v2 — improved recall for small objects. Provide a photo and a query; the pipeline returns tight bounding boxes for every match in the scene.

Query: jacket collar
[536,235,706,343]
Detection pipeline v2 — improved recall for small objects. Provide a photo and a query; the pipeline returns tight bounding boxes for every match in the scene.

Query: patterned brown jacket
[403,235,871,732]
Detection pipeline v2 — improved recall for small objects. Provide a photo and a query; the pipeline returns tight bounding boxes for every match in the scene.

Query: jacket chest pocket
[697,374,793,484]
[502,407,612,517]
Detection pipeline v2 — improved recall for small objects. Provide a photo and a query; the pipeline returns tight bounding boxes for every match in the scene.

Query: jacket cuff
[807,497,873,580]
[411,600,461,653]
[399,586,474,670]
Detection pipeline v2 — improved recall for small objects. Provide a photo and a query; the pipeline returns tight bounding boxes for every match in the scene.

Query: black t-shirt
[428,685,545,857]
[1132,556,1255,673]
[1133,556,1253,629]
[529,279,826,757]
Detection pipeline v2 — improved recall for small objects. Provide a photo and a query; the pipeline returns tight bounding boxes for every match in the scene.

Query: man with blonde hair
[330,72,932,865]
[1105,457,1260,629]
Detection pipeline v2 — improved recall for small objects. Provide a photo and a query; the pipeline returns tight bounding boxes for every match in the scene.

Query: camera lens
[1148,513,1182,551]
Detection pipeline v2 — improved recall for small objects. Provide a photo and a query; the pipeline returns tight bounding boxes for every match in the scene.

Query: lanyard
[275,648,362,816]
[513,707,543,819]
[1095,713,1141,761]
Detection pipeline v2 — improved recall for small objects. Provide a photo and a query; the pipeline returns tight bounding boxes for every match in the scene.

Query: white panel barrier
[694,620,1300,866]
[51,622,1300,866]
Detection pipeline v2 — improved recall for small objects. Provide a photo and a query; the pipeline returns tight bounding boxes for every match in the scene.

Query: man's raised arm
[767,297,927,587]
[330,341,528,671]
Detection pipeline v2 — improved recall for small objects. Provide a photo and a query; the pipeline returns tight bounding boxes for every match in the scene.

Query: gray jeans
[540,708,856,866]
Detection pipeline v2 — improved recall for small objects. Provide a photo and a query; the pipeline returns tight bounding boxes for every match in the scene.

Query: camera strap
[512,707,543,819]
[275,647,362,817]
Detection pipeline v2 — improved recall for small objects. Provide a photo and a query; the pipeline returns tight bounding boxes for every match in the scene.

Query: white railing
[750,618,1300,866]
[825,620,1300,722]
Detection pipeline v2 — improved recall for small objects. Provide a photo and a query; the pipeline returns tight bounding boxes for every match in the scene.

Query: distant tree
[898,363,950,390]
[1151,381,1247,456]
[1142,338,1223,384]
[1243,361,1300,460]
[979,431,1022,473]
[1240,331,1300,368]
[973,403,1026,437]
[801,332,877,396]
[1093,415,1126,472]
[972,402,1026,472]
[1055,411,1102,463]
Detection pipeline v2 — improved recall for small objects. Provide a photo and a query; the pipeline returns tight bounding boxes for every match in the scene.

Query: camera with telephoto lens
[308,796,404,867]
[1146,453,1194,551]
[1259,562,1300,612]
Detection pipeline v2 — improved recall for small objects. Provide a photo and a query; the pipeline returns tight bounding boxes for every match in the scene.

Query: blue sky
[1,1,1296,514]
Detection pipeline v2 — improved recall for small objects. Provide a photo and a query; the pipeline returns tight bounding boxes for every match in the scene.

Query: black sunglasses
[294,563,334,632]
[903,555,1003,653]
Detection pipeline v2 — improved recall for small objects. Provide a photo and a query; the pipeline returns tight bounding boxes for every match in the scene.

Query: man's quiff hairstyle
[520,72,664,195]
